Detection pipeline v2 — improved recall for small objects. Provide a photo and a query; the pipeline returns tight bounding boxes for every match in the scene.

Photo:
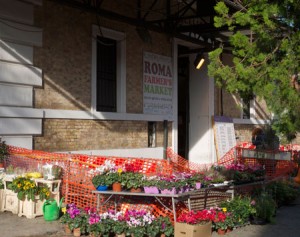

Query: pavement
[1,196,300,237]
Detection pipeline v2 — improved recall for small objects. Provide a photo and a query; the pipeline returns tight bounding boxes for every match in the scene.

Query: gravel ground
[1,196,300,237]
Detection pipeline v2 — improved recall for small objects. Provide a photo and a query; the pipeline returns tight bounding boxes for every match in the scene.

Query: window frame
[91,25,126,115]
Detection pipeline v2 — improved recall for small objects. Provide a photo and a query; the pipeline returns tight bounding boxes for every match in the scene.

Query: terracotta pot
[112,182,122,192]
[116,233,125,237]
[64,224,72,234]
[217,229,226,235]
[73,228,81,237]
[161,234,166,237]
[0,162,4,168]
[130,187,142,193]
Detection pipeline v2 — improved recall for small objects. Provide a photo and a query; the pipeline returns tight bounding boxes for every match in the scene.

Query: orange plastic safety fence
[5,143,300,221]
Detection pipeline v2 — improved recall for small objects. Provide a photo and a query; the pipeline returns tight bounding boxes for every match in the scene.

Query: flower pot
[130,187,142,193]
[217,229,226,235]
[112,182,122,192]
[195,182,202,189]
[64,224,72,234]
[160,187,176,195]
[143,186,159,194]
[97,185,108,191]
[73,228,81,237]
[178,186,190,193]
[116,233,125,237]
[250,216,267,225]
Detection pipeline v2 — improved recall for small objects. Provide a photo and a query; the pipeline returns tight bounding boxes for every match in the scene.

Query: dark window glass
[96,36,117,112]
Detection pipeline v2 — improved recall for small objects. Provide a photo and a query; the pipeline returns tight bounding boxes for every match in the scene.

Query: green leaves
[209,0,300,140]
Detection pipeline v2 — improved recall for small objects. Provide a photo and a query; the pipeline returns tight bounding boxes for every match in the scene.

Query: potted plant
[142,176,160,194]
[124,209,155,237]
[211,207,233,234]
[123,172,144,192]
[176,209,214,237]
[147,216,173,237]
[92,174,109,190]
[112,219,128,237]
[65,203,88,236]
[250,191,276,224]
[0,138,8,168]
[220,195,255,227]
[8,176,51,201]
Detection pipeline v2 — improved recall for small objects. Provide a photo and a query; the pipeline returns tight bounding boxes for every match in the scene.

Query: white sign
[143,52,173,115]
[213,116,237,160]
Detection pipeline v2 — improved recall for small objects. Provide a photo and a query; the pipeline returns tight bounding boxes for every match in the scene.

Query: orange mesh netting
[4,143,299,220]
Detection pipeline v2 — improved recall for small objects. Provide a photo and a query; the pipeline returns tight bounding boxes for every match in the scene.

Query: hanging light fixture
[194,53,205,70]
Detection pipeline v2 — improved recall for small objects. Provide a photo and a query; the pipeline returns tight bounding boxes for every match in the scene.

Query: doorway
[177,47,190,159]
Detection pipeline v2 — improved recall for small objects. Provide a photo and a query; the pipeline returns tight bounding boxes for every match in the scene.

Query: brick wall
[34,120,172,152]
[33,2,172,151]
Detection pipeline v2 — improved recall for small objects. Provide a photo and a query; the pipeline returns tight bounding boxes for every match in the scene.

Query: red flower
[177,209,215,225]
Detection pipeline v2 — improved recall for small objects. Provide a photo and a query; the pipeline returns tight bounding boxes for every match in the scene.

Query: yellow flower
[46,191,50,196]
[17,184,22,188]
[222,207,227,212]
[30,183,35,188]
[117,168,123,175]
[61,207,67,214]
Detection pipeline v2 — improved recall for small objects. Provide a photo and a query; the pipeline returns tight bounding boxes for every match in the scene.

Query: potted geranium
[210,207,233,235]
[176,209,214,237]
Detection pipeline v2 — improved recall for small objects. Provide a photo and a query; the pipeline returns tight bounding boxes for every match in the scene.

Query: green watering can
[43,198,64,221]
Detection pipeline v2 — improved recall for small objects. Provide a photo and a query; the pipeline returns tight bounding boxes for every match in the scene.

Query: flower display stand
[18,195,44,219]
[0,189,19,214]
[1,176,61,218]
[174,221,212,237]
[0,189,3,211]
[34,178,61,204]
[1,176,19,214]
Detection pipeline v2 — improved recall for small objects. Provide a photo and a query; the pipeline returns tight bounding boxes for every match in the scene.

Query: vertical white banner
[143,52,173,115]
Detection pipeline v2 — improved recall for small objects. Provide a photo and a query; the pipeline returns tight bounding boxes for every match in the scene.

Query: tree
[208,0,300,141]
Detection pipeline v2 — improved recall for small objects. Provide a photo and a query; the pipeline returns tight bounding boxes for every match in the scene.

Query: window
[96,36,117,112]
[241,98,255,119]
[92,26,126,113]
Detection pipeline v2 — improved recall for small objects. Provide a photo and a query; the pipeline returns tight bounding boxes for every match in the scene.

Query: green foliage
[111,220,128,235]
[265,180,300,207]
[252,191,276,223]
[0,138,8,162]
[209,0,300,140]
[221,196,255,226]
[0,178,4,189]
[92,172,123,188]
[123,172,144,189]
[146,216,174,237]
[8,176,51,201]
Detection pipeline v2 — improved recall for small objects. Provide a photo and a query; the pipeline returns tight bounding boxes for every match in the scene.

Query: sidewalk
[1,196,300,237]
